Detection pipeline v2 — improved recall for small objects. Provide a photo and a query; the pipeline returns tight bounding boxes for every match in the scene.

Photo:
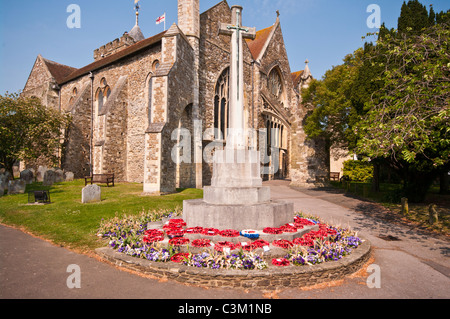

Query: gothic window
[97,78,111,114]
[268,68,283,99]
[104,87,111,100]
[214,67,229,140]
[148,78,153,123]
[96,89,104,114]
[69,87,77,104]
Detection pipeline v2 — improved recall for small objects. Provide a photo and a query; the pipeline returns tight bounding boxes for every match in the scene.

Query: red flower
[293,236,314,247]
[169,237,190,246]
[166,229,185,238]
[143,235,164,244]
[185,227,204,234]
[214,241,236,252]
[281,224,298,233]
[252,239,270,248]
[294,217,315,226]
[145,229,164,237]
[202,228,220,236]
[192,239,212,248]
[240,242,255,251]
[169,219,187,227]
[272,239,293,249]
[171,253,189,263]
[272,258,290,267]
[263,227,283,234]
[219,229,240,238]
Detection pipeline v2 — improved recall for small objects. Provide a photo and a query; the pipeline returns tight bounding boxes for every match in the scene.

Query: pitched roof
[60,30,167,84]
[291,70,304,88]
[129,24,145,42]
[245,25,274,60]
[41,57,78,84]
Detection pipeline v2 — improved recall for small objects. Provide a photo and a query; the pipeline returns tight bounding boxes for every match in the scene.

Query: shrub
[343,160,373,182]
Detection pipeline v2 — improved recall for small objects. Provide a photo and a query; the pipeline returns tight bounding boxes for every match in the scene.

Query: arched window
[96,89,104,113]
[152,60,160,71]
[214,67,229,140]
[104,87,111,101]
[148,78,153,123]
[268,68,283,99]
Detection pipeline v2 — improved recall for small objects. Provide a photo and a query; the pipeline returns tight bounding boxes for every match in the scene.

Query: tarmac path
[1,180,449,299]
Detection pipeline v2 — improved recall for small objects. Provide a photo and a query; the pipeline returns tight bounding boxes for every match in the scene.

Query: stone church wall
[61,80,92,178]
[161,30,196,192]
[59,45,162,183]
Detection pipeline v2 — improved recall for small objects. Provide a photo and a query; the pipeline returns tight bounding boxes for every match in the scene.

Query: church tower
[178,0,200,40]
[178,0,203,188]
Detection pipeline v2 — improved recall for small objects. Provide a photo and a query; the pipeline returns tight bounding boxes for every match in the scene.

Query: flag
[156,13,165,25]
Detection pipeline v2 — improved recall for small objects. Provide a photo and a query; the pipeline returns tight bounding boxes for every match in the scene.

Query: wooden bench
[330,172,340,181]
[85,174,115,187]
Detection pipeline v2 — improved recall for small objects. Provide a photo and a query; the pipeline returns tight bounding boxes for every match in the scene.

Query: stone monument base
[183,199,293,230]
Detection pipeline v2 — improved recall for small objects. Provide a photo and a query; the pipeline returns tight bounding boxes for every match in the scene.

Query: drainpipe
[251,60,255,129]
[89,72,94,176]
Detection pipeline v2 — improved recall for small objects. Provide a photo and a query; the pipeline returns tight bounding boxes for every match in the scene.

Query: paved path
[1,180,449,299]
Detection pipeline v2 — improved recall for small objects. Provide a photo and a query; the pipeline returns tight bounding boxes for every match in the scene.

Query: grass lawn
[0,180,203,252]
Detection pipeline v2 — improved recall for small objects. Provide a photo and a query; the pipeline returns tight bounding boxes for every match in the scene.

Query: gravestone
[20,169,34,184]
[36,166,48,182]
[82,184,101,203]
[8,180,26,195]
[183,6,293,230]
[0,185,4,197]
[65,171,75,182]
[43,169,64,186]
[0,173,11,189]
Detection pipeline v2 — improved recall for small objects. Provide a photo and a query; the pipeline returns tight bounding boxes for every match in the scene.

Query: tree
[302,49,364,150]
[355,22,450,201]
[397,0,430,35]
[0,93,71,177]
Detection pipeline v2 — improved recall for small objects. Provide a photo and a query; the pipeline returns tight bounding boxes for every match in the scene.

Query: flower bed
[97,211,364,271]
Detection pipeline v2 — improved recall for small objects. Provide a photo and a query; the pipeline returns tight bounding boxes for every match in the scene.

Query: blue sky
[0,0,448,94]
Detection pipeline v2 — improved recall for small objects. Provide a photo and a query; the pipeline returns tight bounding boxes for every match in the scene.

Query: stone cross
[219,6,256,149]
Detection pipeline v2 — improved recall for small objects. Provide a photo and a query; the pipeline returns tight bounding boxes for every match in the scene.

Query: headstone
[82,184,101,204]
[36,166,48,182]
[43,169,61,186]
[0,171,12,188]
[0,185,4,197]
[7,180,26,195]
[65,171,75,182]
[20,169,34,184]
[55,169,64,183]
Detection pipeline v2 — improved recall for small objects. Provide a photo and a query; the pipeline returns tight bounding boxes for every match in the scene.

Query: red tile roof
[291,70,304,88]
[41,58,78,84]
[60,30,167,84]
[245,25,274,60]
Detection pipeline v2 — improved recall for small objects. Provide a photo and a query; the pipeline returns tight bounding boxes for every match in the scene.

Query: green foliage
[398,0,430,35]
[343,160,373,183]
[0,93,71,174]
[355,23,450,169]
[302,49,364,149]
[302,0,449,202]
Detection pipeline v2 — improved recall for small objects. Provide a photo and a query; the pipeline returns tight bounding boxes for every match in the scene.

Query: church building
[21,0,328,193]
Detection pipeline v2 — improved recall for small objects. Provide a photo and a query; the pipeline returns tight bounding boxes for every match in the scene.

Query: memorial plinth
[183,149,293,230]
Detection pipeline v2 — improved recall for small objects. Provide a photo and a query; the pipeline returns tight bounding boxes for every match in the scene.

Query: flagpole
[164,13,166,31]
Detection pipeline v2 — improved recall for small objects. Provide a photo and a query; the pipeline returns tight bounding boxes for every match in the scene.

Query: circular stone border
[95,238,371,290]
